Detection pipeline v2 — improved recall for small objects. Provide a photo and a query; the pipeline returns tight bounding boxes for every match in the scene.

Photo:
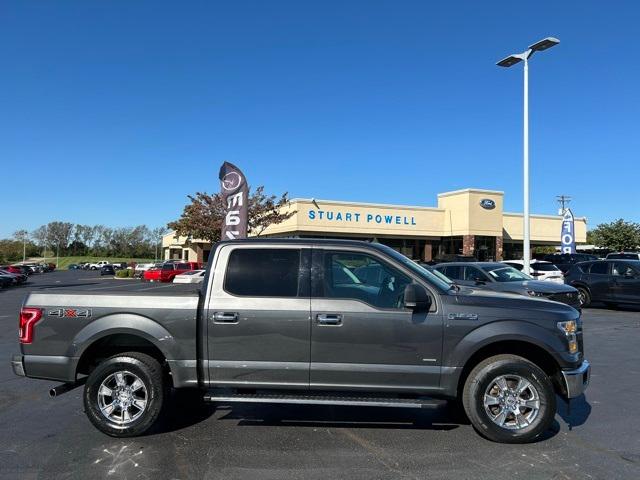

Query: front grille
[545,291,580,307]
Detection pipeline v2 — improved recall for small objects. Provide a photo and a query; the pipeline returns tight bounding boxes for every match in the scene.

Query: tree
[590,219,640,252]
[168,186,295,243]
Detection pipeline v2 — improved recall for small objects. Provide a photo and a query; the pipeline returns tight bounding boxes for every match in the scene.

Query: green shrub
[115,270,131,278]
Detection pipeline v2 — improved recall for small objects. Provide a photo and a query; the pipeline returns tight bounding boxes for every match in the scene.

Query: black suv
[542,253,599,273]
[564,259,640,308]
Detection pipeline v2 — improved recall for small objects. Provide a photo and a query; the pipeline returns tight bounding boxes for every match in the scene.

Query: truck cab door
[309,248,442,392]
[204,245,311,388]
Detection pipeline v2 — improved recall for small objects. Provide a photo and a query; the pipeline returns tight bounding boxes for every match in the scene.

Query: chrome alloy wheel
[483,375,540,430]
[97,370,148,425]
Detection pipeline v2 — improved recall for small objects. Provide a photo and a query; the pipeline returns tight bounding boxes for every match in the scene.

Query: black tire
[576,286,591,308]
[462,354,556,444]
[83,352,167,437]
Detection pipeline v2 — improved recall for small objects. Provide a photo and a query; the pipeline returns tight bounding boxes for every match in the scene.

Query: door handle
[213,312,239,323]
[316,313,343,325]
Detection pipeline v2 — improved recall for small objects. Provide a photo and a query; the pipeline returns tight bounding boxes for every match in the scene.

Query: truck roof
[217,238,384,249]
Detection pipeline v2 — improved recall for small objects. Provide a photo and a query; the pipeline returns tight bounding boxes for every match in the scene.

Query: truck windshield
[374,244,453,291]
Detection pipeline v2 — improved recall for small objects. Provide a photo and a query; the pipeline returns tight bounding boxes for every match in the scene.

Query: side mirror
[404,284,432,312]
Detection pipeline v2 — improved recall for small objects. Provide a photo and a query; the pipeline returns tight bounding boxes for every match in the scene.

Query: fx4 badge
[48,308,92,318]
[448,313,479,321]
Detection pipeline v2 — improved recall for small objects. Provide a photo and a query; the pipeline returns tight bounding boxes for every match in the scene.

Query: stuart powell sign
[219,161,249,239]
[560,209,576,254]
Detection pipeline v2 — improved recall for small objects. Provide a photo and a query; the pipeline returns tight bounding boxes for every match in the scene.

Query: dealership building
[162,188,587,263]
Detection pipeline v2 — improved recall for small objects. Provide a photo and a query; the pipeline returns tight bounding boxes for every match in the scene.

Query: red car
[143,262,202,282]
[2,265,25,275]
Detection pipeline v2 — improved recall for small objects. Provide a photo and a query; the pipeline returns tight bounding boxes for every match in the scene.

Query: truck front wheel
[83,352,167,437]
[462,354,556,443]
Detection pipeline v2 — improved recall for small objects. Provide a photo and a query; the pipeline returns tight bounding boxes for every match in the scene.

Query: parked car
[435,262,580,309]
[1,265,24,275]
[11,265,33,275]
[100,265,116,276]
[564,259,640,308]
[12,239,589,443]
[68,264,81,270]
[0,269,28,285]
[173,269,206,284]
[89,261,110,270]
[143,262,202,282]
[23,263,44,274]
[542,253,599,273]
[133,263,155,278]
[426,254,477,265]
[605,252,640,261]
[0,274,13,288]
[502,260,564,284]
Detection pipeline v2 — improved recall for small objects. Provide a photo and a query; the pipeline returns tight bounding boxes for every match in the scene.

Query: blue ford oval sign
[480,199,496,210]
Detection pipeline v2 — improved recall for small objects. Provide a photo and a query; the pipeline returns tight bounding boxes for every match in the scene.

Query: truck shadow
[555,394,591,428]
[157,391,579,441]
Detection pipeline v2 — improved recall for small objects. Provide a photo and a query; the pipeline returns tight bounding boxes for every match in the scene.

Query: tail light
[19,307,43,344]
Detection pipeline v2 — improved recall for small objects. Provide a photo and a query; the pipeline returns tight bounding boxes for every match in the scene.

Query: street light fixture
[496,37,559,275]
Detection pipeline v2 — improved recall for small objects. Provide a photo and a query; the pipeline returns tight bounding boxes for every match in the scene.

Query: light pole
[497,37,559,275]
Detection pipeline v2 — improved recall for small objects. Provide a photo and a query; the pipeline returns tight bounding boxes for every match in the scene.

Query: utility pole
[556,195,572,215]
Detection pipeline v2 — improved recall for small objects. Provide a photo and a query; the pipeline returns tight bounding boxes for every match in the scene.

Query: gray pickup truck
[12,239,590,443]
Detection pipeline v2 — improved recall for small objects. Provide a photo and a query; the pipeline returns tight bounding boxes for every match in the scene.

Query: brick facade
[495,236,504,261]
[462,235,475,256]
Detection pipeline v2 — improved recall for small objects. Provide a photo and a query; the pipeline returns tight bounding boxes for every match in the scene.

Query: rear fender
[70,313,179,362]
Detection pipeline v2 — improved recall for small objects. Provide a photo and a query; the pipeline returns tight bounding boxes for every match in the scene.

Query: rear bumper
[11,354,77,382]
[11,355,25,377]
[561,360,591,399]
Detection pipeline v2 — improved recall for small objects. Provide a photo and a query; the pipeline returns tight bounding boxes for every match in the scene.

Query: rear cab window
[225,248,302,297]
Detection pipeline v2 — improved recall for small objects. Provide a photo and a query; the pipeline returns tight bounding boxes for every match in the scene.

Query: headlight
[527,290,545,297]
[557,320,578,353]
[557,320,577,334]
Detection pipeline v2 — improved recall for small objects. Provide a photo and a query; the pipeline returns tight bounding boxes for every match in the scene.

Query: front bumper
[561,360,591,398]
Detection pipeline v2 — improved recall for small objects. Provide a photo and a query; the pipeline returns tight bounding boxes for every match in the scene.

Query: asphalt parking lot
[1,270,639,479]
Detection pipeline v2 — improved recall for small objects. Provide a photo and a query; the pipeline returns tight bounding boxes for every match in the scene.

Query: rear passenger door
[205,245,311,388]
[585,262,614,302]
[611,262,640,305]
[309,248,442,392]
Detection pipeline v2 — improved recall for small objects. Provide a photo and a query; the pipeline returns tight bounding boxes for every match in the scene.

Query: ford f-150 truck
[12,239,590,443]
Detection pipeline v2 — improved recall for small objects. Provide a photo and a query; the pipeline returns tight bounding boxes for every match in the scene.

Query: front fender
[445,320,574,368]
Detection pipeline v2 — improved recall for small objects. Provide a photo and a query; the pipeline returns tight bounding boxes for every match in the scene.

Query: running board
[204,391,440,409]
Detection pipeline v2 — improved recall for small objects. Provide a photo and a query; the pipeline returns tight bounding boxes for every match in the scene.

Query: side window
[589,262,608,275]
[225,248,301,297]
[323,251,412,309]
[463,266,483,281]
[442,265,462,280]
[506,263,523,271]
[612,262,634,277]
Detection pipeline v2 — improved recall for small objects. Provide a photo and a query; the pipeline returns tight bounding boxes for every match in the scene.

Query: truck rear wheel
[83,352,167,437]
[462,354,556,443]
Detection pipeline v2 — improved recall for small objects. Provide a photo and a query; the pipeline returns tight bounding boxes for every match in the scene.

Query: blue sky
[1,1,638,238]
